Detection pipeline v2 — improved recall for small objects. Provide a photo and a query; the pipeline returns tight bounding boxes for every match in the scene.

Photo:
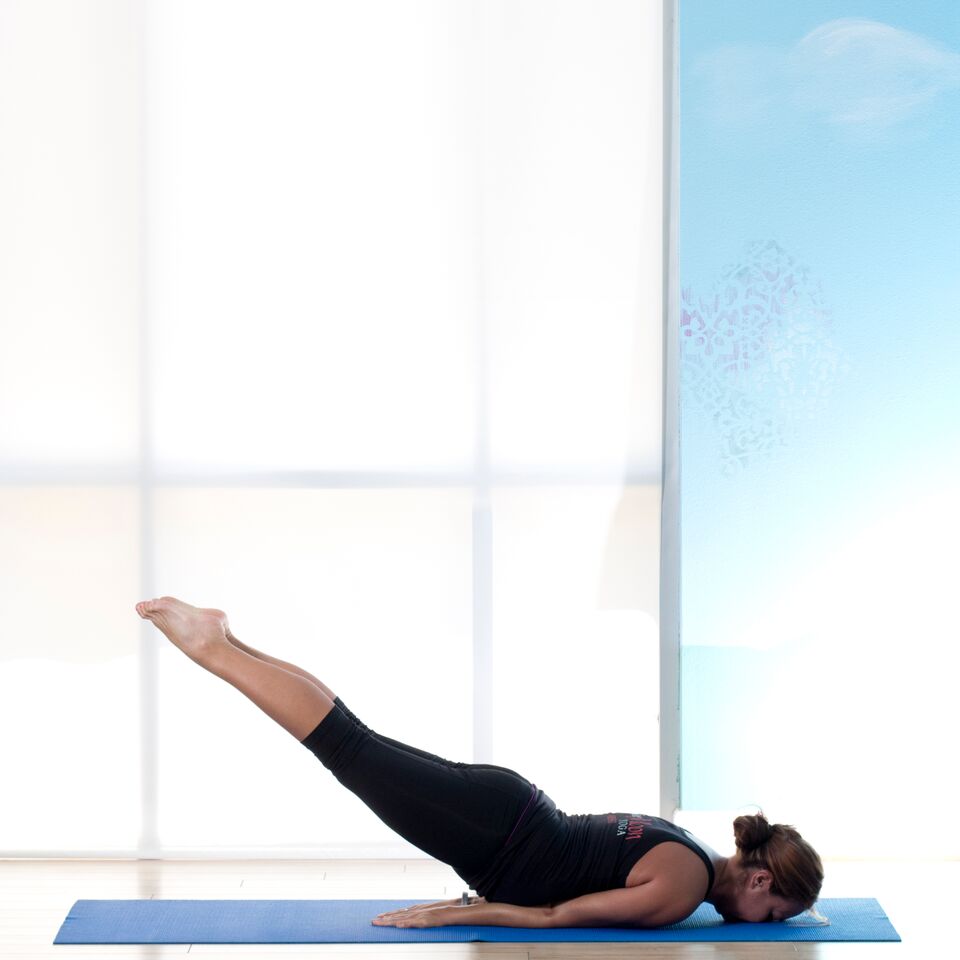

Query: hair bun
[733,812,775,853]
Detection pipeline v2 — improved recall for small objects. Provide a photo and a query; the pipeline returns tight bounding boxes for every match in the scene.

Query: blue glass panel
[678,0,960,850]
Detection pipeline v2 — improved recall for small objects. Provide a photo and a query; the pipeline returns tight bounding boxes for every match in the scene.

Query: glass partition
[678,0,960,857]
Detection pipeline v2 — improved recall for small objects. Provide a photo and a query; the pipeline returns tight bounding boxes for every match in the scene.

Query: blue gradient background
[679,0,960,828]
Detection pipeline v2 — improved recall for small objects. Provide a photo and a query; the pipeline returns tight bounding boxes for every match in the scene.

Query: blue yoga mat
[54,897,899,943]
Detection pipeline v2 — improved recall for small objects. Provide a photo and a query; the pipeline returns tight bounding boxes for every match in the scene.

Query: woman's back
[472,789,714,907]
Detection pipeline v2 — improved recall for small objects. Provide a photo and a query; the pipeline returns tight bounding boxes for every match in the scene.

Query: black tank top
[471,787,715,907]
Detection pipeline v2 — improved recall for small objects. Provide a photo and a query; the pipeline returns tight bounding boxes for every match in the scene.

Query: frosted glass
[0,1,139,465]
[0,487,141,850]
[152,487,472,849]
[0,0,666,858]
[147,0,474,473]
[491,485,660,819]
[483,0,662,472]
[678,0,960,856]
[489,299,661,473]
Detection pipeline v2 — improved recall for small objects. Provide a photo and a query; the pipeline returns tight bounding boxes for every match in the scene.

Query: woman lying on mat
[135,596,823,929]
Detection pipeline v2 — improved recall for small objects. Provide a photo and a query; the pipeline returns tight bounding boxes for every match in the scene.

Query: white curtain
[0,0,664,855]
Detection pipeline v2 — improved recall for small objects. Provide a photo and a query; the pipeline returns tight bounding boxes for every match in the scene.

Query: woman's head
[721,812,824,922]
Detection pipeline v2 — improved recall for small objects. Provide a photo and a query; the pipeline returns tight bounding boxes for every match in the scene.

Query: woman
[135,596,823,929]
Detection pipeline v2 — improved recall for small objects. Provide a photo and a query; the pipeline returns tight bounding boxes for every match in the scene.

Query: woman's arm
[548,882,702,928]
[373,877,705,929]
[372,899,551,928]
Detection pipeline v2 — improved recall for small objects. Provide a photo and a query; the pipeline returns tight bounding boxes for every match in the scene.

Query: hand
[372,903,457,928]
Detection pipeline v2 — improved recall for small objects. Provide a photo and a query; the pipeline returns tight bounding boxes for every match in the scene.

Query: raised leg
[136,596,335,741]
[224,629,337,703]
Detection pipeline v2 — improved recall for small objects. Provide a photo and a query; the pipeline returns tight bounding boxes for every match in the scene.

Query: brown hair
[733,812,823,908]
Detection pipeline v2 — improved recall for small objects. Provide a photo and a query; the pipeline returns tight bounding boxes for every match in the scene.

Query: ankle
[191,629,232,668]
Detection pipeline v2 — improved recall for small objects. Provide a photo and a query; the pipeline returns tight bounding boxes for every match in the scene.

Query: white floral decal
[680,239,850,477]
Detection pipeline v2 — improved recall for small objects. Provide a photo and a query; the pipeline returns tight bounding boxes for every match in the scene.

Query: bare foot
[135,596,230,663]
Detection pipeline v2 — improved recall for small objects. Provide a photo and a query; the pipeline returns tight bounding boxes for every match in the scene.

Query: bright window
[0,0,664,855]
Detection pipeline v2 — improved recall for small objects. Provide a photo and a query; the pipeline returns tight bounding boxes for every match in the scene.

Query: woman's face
[721,869,805,923]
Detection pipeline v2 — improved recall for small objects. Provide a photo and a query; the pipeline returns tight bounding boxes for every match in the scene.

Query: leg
[223,631,478,768]
[136,596,335,741]
[301,703,535,889]
[136,596,533,890]
[335,700,525,774]
[225,629,338,703]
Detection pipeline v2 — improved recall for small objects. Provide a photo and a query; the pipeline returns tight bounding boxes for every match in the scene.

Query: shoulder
[630,841,710,893]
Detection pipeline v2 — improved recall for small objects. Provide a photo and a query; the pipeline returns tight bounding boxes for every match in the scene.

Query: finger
[379,904,434,917]
[373,907,421,923]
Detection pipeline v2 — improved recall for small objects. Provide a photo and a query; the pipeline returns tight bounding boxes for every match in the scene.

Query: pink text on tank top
[607,812,653,841]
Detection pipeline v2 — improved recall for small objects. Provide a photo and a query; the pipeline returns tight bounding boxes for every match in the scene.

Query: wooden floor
[1,857,953,959]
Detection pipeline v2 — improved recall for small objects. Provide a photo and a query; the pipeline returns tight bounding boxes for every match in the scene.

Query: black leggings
[300,698,536,889]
